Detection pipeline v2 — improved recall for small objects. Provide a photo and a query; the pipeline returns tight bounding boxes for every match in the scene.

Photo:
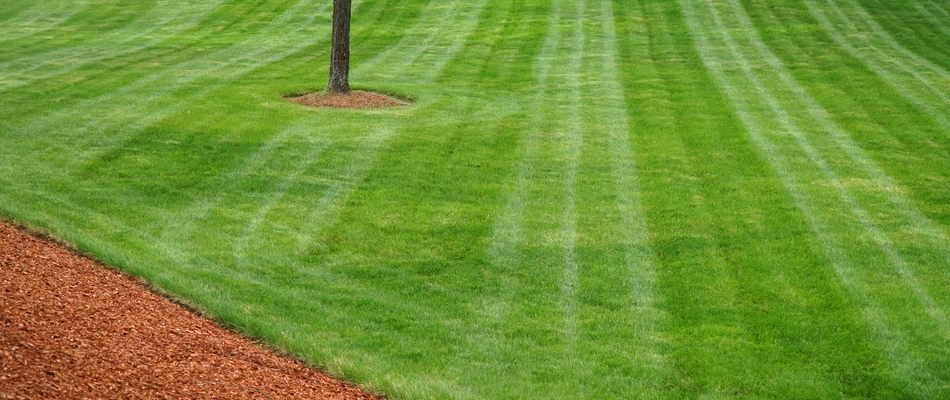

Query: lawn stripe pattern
[292,128,396,251]
[721,0,950,335]
[2,0,334,178]
[909,0,950,37]
[231,124,331,259]
[0,0,375,269]
[471,0,664,396]
[804,0,950,131]
[353,0,490,87]
[467,1,560,396]
[352,0,465,81]
[559,0,585,389]
[0,0,92,44]
[590,0,665,391]
[0,0,224,91]
[3,0,950,398]
[680,0,950,395]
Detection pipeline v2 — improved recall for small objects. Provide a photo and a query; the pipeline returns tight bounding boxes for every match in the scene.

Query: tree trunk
[328,0,351,94]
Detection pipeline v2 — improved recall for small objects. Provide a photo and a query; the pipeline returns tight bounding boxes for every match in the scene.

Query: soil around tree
[286,90,410,110]
[0,222,383,400]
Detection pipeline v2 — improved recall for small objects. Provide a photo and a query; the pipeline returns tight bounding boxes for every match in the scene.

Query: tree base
[286,90,409,110]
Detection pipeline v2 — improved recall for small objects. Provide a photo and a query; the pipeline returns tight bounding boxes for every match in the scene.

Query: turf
[1,0,950,398]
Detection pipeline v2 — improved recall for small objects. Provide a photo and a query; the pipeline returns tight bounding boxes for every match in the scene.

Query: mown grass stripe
[354,0,489,87]
[231,126,330,260]
[909,0,950,36]
[591,0,665,388]
[4,0,335,176]
[159,124,311,235]
[0,0,224,92]
[0,2,58,32]
[496,0,561,283]
[836,0,950,82]
[472,0,589,393]
[558,0,585,376]
[0,2,36,24]
[485,132,536,272]
[0,0,348,249]
[472,1,561,393]
[726,0,950,258]
[483,0,562,310]
[418,0,490,83]
[294,128,395,251]
[803,0,950,132]
[0,1,180,70]
[158,124,391,272]
[0,179,156,246]
[699,0,950,337]
[0,1,146,65]
[929,0,950,17]
[352,0,458,79]
[720,0,950,335]
[679,0,944,395]
[0,0,91,43]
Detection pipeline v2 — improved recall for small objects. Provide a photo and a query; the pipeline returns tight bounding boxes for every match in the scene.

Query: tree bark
[328,0,351,94]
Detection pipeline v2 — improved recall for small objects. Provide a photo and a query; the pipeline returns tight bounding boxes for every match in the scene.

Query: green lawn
[2,0,950,398]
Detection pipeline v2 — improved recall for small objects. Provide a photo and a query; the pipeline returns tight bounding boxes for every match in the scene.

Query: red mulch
[0,222,383,400]
[286,91,409,109]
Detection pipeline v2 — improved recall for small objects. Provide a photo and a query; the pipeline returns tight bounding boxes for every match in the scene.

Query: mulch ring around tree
[286,90,410,110]
[0,222,383,400]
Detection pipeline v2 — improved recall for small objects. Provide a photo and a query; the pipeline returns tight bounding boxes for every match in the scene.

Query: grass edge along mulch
[0,221,384,400]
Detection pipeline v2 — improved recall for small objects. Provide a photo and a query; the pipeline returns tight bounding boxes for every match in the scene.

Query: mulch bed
[0,222,383,400]
[286,91,410,109]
